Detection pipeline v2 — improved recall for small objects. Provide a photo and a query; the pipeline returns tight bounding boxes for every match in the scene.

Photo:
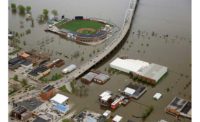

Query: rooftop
[112,115,122,122]
[42,85,55,93]
[110,58,149,73]
[33,116,50,122]
[137,63,168,82]
[50,93,69,104]
[16,97,43,111]
[82,72,98,82]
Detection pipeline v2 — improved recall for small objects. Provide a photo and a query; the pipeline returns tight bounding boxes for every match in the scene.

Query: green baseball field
[56,19,105,34]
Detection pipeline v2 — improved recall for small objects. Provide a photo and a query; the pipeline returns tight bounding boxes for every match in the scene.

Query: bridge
[52,0,139,88]
[9,0,138,103]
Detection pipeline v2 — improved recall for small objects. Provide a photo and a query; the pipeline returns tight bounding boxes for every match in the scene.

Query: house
[18,51,30,59]
[9,57,26,70]
[40,85,56,100]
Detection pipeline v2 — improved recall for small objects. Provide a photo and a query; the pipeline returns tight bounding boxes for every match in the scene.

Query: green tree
[18,5,25,15]
[51,9,58,16]
[11,3,17,12]
[62,119,70,122]
[26,6,31,13]
[13,75,18,81]
[21,79,28,86]
[43,9,49,17]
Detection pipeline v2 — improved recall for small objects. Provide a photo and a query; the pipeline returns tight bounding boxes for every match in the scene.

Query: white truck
[62,64,77,74]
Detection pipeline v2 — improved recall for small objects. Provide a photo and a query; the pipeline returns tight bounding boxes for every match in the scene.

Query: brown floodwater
[9,0,191,121]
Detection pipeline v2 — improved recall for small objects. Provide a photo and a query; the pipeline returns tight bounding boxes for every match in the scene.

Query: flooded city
[8,0,191,122]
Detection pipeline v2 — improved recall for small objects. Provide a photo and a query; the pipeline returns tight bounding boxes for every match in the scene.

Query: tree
[43,9,49,17]
[11,3,17,12]
[13,75,18,81]
[51,9,58,16]
[26,6,31,13]
[18,5,25,15]
[21,79,28,86]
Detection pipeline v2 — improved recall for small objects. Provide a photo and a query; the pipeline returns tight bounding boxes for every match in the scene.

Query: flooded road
[9,0,191,121]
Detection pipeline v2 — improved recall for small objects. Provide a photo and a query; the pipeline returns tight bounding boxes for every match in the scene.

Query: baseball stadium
[46,16,112,45]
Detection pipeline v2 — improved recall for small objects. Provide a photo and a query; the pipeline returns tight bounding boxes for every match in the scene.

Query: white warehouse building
[110,58,168,85]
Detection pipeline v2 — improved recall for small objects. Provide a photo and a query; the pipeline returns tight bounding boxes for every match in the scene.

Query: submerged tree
[11,3,17,13]
[43,9,49,17]
[18,5,25,15]
[51,9,58,16]
[26,6,31,13]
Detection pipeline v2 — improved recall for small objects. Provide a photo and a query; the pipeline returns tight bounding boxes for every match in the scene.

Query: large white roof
[50,93,69,104]
[112,115,122,122]
[110,58,149,73]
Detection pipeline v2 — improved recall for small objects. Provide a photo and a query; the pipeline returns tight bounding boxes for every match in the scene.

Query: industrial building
[110,58,168,85]
[81,71,110,84]
[10,106,31,121]
[16,97,44,111]
[40,85,56,100]
[28,65,51,80]
[9,57,26,70]
[81,72,98,84]
[165,97,191,118]
[121,83,147,99]
[93,73,110,84]
[50,93,70,113]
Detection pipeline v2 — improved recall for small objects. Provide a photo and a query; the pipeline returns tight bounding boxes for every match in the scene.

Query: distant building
[110,58,168,85]
[40,85,56,100]
[165,97,191,118]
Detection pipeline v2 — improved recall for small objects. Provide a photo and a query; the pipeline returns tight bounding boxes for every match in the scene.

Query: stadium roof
[50,93,69,104]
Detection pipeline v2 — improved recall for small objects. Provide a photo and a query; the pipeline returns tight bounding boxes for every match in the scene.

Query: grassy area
[56,20,104,34]
[59,85,70,93]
